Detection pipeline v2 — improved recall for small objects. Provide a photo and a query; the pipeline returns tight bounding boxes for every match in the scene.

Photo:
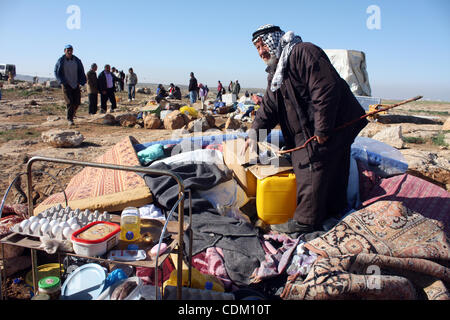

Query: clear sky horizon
[1,0,449,101]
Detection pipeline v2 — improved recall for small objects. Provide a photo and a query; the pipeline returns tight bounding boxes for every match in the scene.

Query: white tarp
[324,49,372,96]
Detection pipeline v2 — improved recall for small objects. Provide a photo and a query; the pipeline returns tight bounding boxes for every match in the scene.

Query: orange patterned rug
[34,136,152,214]
[282,201,450,300]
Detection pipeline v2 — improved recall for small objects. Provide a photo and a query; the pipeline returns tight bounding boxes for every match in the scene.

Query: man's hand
[315,135,329,144]
[102,90,107,95]
[241,138,256,156]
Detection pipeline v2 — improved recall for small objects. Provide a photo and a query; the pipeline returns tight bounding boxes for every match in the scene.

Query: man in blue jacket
[54,44,87,126]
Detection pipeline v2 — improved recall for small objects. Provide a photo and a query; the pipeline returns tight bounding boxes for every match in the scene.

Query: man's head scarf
[252,24,303,91]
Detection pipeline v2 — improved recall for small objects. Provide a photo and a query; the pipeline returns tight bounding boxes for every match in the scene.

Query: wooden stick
[278,95,423,155]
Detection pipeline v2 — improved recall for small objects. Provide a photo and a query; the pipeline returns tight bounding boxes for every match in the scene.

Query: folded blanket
[140,162,266,286]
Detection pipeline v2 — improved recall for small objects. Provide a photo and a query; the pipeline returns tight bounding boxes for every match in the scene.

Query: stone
[372,125,404,149]
[115,113,137,127]
[87,113,117,125]
[203,113,215,128]
[163,110,188,130]
[144,114,162,129]
[224,117,241,130]
[41,129,84,148]
[443,117,450,131]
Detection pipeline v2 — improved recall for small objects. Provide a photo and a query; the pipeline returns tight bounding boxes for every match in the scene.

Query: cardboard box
[222,138,292,197]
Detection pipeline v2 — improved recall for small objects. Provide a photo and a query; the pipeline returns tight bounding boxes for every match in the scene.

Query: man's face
[105,65,111,72]
[64,48,73,59]
[254,39,278,67]
[92,65,97,72]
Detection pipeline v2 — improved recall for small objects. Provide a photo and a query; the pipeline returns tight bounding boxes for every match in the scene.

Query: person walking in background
[98,64,117,113]
[125,67,138,101]
[86,63,99,115]
[228,80,233,93]
[54,44,87,126]
[232,79,241,98]
[217,80,224,101]
[188,72,198,107]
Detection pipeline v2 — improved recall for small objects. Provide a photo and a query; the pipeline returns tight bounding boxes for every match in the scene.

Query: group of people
[54,44,139,125]
[155,83,182,102]
[53,23,368,239]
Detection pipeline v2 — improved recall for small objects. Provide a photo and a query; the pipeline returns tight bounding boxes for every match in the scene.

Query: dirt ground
[0,81,449,299]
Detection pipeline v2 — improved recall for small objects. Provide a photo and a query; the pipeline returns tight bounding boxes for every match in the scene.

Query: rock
[115,113,137,127]
[41,129,84,148]
[144,114,162,129]
[372,125,405,149]
[29,100,38,106]
[163,110,188,130]
[45,80,60,88]
[357,122,384,137]
[91,114,117,125]
[443,117,450,131]
[203,113,215,128]
[225,117,241,130]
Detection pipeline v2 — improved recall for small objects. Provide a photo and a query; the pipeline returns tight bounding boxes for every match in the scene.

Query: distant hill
[15,74,55,83]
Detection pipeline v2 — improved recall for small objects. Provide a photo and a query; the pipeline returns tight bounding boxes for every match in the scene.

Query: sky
[0,0,449,101]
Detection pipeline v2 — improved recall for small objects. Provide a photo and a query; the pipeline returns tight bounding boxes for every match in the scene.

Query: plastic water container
[120,207,141,242]
[256,172,297,225]
[163,268,225,292]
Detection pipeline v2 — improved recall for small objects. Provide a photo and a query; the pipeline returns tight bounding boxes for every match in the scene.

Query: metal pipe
[154,194,184,300]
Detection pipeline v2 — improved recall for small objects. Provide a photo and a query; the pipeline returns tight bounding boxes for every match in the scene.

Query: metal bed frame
[0,156,193,300]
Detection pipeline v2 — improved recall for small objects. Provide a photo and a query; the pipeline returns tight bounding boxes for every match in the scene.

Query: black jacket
[188,77,198,92]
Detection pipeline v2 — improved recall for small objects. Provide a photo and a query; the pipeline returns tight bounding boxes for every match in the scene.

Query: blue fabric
[104,268,128,289]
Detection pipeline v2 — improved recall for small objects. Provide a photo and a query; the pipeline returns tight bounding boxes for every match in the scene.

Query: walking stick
[278,95,423,155]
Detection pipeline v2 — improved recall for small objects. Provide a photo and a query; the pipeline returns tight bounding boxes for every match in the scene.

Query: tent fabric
[281,200,450,300]
[34,136,152,214]
[324,49,371,96]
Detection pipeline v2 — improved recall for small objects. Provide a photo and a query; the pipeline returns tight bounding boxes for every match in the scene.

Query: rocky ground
[0,80,449,299]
